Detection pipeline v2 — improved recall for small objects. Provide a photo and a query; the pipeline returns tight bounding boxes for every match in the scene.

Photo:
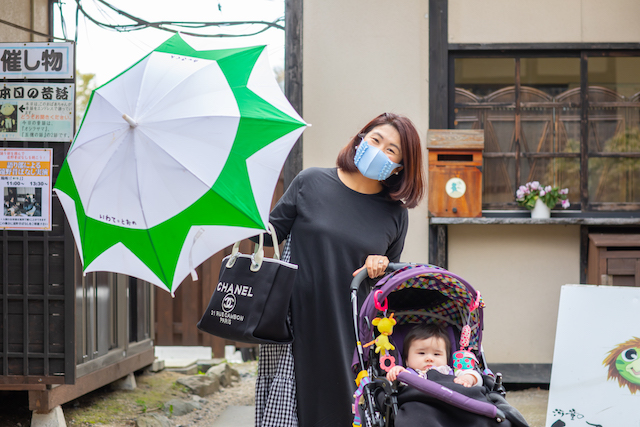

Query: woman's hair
[336,113,425,208]
[403,324,451,364]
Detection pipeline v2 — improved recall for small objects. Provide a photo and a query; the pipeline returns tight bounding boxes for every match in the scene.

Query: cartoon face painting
[0,103,17,132]
[603,336,640,394]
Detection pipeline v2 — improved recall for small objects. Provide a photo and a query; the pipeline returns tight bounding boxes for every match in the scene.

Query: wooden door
[588,234,640,287]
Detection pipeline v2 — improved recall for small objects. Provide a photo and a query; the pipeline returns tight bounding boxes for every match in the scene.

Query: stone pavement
[212,406,255,427]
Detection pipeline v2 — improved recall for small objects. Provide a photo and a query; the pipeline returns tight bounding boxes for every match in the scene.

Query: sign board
[1,83,74,142]
[0,42,74,79]
[546,285,640,426]
[0,148,52,230]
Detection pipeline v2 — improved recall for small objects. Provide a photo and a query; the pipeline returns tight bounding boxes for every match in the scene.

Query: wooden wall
[154,179,284,358]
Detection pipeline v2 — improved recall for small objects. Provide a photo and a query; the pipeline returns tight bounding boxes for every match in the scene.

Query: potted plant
[516,181,569,218]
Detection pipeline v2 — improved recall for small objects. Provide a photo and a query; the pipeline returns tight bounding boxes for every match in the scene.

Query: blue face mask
[353,140,402,181]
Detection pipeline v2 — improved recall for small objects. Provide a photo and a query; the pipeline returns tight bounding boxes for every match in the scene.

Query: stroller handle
[349,262,408,292]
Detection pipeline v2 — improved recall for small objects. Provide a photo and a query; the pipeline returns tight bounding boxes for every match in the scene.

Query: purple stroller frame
[350,263,506,423]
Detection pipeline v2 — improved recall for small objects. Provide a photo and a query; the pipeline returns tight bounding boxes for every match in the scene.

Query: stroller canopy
[359,264,485,351]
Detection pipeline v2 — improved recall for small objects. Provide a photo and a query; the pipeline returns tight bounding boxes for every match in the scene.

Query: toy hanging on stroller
[350,263,529,427]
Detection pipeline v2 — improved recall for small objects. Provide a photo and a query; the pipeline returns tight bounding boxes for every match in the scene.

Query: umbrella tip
[122,114,138,128]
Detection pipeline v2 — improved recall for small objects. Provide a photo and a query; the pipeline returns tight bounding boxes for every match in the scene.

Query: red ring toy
[374,290,388,311]
[470,290,481,312]
[379,354,396,372]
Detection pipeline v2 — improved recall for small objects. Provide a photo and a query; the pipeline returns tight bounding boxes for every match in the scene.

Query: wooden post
[580,52,589,209]
[154,288,174,346]
[180,269,201,345]
[283,0,304,190]
[429,0,448,129]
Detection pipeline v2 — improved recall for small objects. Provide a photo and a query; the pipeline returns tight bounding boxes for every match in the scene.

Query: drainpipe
[31,0,36,41]
[48,0,55,41]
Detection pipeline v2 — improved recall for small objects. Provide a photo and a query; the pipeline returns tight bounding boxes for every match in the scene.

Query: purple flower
[540,190,546,196]
[544,185,552,193]
[559,188,569,195]
[529,181,541,190]
[561,199,570,209]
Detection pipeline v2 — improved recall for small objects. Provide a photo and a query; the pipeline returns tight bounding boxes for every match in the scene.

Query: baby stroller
[350,263,529,427]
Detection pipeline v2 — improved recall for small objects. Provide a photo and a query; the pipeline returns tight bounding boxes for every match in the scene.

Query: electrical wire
[73,0,284,38]
[57,0,68,40]
[0,17,73,42]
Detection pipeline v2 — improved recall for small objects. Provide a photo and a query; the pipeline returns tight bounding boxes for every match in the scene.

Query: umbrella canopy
[54,34,307,294]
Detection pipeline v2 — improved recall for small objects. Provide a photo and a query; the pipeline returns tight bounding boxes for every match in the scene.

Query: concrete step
[212,406,255,427]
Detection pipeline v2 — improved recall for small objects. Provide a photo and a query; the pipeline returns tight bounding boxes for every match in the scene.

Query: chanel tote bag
[197,223,297,344]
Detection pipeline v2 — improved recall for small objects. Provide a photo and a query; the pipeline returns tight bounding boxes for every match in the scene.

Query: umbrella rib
[135,126,224,190]
[132,161,173,287]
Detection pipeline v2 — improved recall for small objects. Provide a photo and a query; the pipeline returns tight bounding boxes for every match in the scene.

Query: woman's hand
[352,255,389,278]
[386,365,406,382]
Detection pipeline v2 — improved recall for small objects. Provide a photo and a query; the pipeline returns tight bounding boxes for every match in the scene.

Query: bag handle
[226,223,279,271]
[268,223,280,260]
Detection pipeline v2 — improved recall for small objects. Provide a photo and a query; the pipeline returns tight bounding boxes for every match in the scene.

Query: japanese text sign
[0,149,52,230]
[1,83,74,142]
[0,42,74,79]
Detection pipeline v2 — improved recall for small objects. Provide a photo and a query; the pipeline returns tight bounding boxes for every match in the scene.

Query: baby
[386,324,482,387]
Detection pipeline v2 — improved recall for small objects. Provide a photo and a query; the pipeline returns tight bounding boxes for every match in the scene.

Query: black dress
[256,167,408,427]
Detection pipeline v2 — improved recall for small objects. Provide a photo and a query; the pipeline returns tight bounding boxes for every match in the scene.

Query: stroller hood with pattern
[350,264,529,427]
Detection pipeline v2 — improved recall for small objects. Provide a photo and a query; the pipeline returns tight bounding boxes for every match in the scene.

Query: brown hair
[603,336,640,394]
[336,113,425,208]
[403,324,451,364]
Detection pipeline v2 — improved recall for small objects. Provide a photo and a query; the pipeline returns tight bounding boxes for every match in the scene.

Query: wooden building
[294,0,640,383]
[0,0,155,414]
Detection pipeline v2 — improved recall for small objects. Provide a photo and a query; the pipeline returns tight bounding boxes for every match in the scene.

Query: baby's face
[406,336,448,371]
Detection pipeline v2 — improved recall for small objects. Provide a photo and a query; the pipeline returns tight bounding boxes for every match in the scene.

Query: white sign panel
[546,285,640,427]
[0,42,74,79]
[0,83,74,142]
[0,149,52,230]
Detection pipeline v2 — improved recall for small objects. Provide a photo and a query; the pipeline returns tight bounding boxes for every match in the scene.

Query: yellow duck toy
[363,313,396,354]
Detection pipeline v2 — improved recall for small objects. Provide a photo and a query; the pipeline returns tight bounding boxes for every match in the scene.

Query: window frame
[448,46,640,214]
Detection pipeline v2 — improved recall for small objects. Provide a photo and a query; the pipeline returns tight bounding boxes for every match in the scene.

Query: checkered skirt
[254,235,298,427]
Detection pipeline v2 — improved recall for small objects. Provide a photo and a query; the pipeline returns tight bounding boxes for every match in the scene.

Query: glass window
[588,57,640,204]
[454,57,581,207]
[453,54,640,211]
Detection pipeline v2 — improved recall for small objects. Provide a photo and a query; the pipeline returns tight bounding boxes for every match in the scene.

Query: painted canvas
[546,285,640,426]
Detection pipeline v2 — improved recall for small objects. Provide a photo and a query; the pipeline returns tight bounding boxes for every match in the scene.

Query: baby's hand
[386,366,407,382]
[454,373,477,387]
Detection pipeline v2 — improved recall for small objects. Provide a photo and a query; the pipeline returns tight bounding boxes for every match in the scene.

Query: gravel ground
[171,361,257,427]
[173,363,549,427]
[505,387,549,427]
[174,370,549,427]
[0,362,548,427]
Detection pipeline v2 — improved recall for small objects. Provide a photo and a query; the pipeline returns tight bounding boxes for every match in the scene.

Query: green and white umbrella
[54,34,307,295]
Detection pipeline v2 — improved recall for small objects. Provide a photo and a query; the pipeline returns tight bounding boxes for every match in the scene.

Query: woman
[255,113,425,427]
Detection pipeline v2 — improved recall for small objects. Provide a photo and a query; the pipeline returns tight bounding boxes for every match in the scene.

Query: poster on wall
[0,83,74,142]
[0,148,52,230]
[546,285,640,426]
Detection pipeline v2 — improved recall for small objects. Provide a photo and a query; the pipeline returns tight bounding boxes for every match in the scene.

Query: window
[453,53,640,211]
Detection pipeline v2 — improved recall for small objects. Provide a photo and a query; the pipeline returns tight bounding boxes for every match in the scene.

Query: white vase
[531,198,551,219]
